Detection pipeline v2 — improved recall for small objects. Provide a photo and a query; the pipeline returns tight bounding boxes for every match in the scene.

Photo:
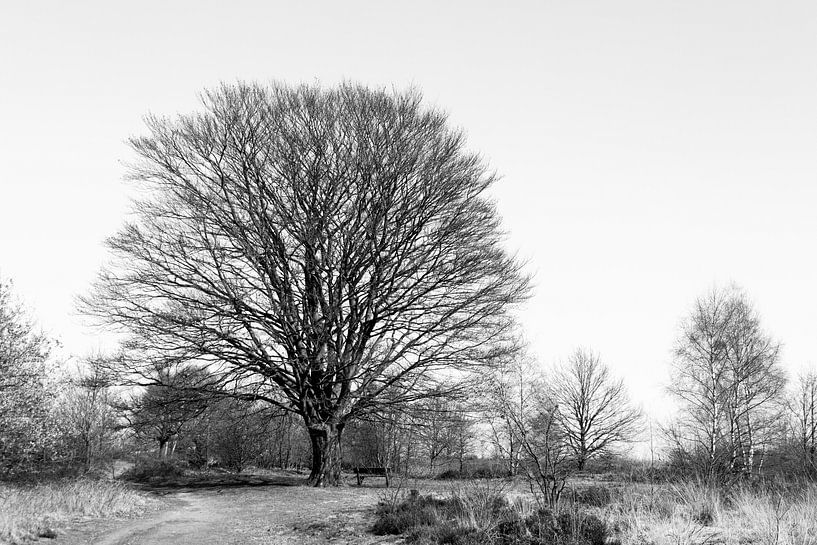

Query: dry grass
[379,477,817,544]
[0,479,157,545]
[373,479,612,545]
[602,480,817,545]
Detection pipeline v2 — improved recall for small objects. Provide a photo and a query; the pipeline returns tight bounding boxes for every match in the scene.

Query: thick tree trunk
[307,423,344,487]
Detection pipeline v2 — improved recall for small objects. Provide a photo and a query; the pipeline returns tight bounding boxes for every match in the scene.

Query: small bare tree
[122,366,209,458]
[414,395,464,473]
[504,378,571,508]
[552,348,642,470]
[56,356,120,472]
[483,354,539,476]
[522,397,571,509]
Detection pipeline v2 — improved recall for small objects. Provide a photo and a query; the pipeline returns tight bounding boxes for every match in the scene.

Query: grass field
[3,470,817,544]
[0,479,159,545]
[373,476,817,545]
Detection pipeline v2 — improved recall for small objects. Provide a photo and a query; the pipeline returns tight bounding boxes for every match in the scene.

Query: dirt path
[55,483,398,544]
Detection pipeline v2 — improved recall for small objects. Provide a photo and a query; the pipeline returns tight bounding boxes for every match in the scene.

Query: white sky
[1,1,815,423]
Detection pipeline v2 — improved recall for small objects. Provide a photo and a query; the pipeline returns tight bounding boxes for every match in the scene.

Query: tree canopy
[82,82,530,485]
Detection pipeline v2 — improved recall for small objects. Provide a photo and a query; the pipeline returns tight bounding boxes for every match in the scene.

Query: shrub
[372,495,444,535]
[119,459,186,483]
[437,469,464,480]
[435,465,508,480]
[372,491,613,545]
[469,465,507,479]
[407,524,484,545]
[553,510,611,545]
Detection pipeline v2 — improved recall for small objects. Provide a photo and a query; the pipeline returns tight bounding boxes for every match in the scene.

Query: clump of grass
[727,485,817,545]
[672,481,723,526]
[573,485,615,508]
[0,479,156,545]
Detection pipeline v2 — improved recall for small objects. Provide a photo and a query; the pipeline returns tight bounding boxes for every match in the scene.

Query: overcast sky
[1,0,815,421]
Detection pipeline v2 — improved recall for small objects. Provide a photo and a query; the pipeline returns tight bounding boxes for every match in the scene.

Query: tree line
[0,82,811,490]
[0,274,813,488]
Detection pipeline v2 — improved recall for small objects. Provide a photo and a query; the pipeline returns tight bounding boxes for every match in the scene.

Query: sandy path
[56,483,398,544]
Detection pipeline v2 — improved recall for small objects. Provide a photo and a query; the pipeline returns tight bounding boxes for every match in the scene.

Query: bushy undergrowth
[0,479,155,545]
[119,459,187,483]
[374,479,817,545]
[437,465,509,481]
[373,486,611,545]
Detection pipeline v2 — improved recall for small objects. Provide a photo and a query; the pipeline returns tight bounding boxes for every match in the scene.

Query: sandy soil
[52,474,403,545]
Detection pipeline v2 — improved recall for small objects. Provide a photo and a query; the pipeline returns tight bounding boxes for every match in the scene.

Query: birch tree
[669,286,785,481]
[788,372,817,478]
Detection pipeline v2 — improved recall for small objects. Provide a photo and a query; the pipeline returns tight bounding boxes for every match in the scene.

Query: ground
[52,473,400,545]
[24,470,815,545]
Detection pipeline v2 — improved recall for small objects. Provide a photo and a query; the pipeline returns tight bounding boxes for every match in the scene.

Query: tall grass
[0,479,156,545]
[727,485,817,545]
[373,478,817,544]
[606,480,817,545]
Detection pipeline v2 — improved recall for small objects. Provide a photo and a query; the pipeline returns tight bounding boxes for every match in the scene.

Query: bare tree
[412,395,475,474]
[56,356,120,472]
[415,395,455,473]
[345,411,402,471]
[445,407,476,474]
[123,366,209,458]
[0,277,53,474]
[788,371,817,478]
[208,399,275,472]
[669,285,785,482]
[552,347,641,470]
[668,287,736,481]
[498,374,570,508]
[722,293,786,477]
[483,353,540,476]
[81,82,530,486]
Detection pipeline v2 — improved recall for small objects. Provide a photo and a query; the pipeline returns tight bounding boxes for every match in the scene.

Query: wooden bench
[354,466,391,487]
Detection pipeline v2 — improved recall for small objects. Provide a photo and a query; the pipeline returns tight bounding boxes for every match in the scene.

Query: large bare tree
[82,82,530,485]
[552,348,641,470]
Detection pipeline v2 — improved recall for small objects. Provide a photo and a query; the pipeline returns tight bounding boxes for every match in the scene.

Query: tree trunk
[307,423,344,487]
[576,455,586,471]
